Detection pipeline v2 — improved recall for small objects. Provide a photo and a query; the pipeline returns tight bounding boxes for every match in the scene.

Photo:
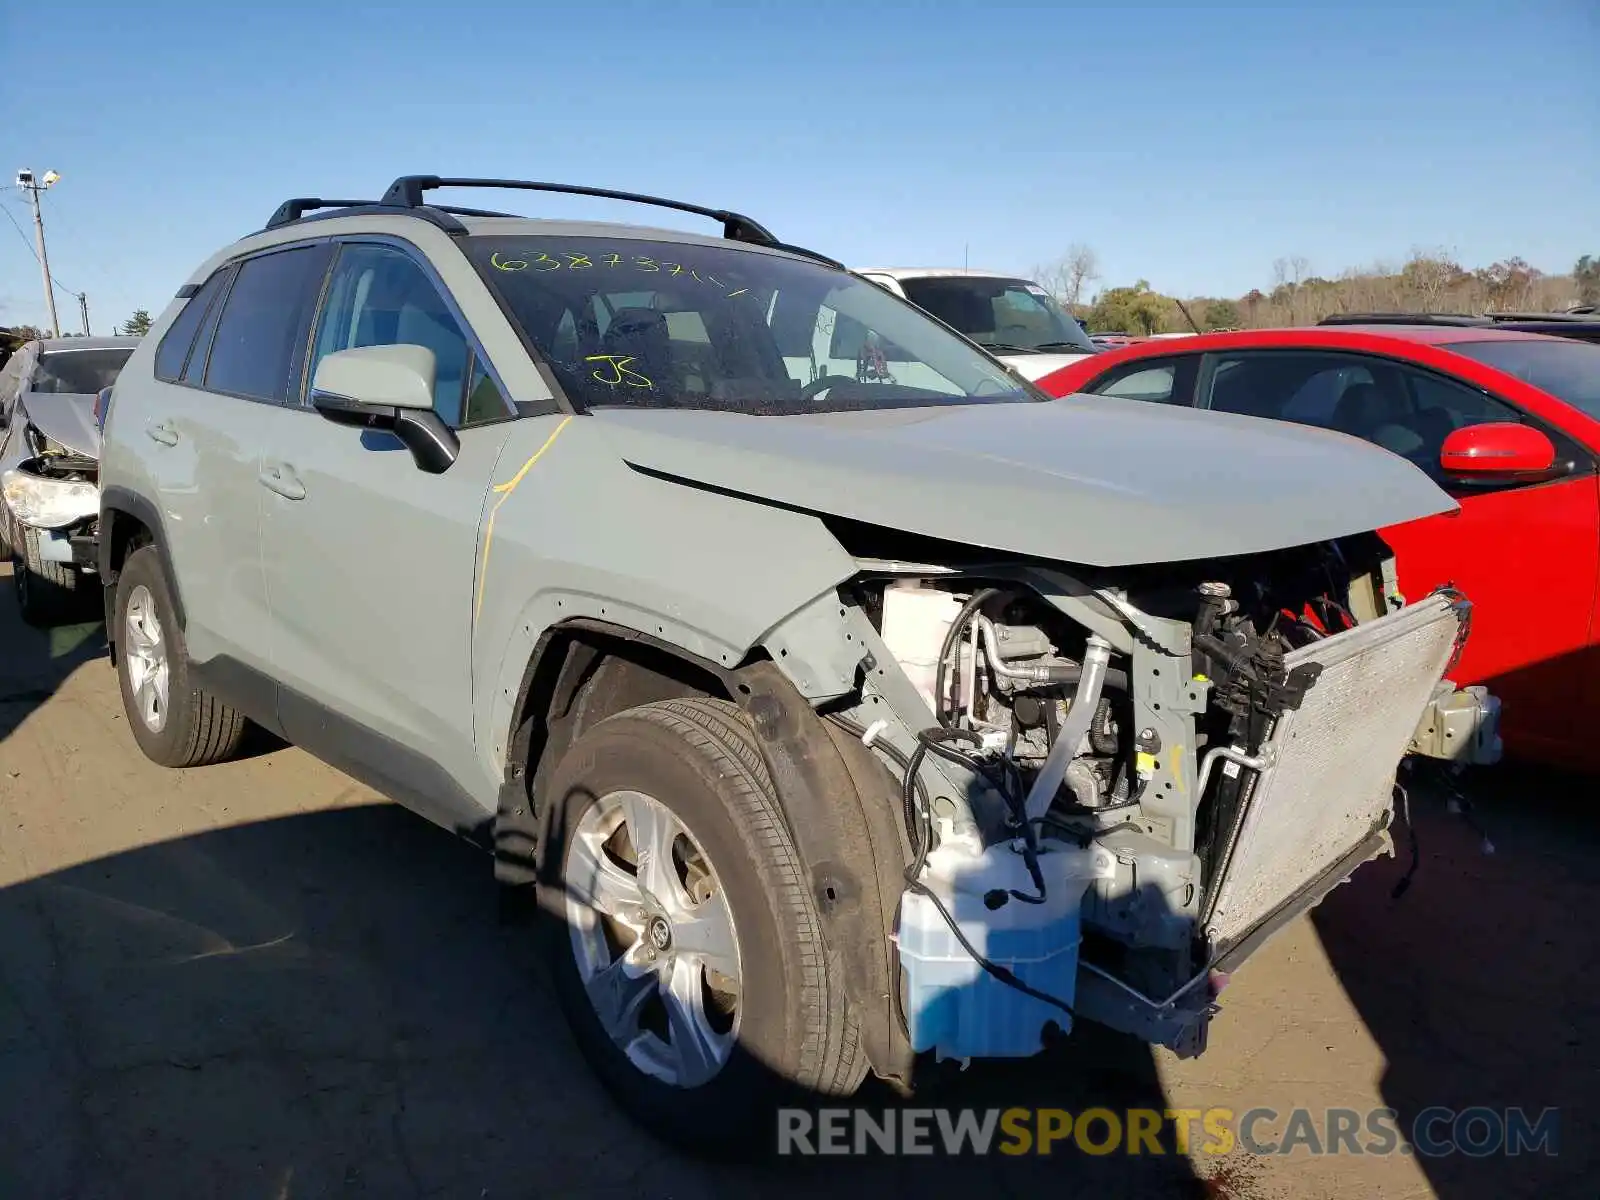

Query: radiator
[1202,590,1469,952]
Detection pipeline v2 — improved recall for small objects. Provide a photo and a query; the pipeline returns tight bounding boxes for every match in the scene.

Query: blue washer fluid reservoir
[896,825,1116,1060]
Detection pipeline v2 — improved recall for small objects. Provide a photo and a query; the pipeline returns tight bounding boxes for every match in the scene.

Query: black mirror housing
[312,393,460,475]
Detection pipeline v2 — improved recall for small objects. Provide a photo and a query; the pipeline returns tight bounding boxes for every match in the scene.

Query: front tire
[114,545,247,767]
[539,697,866,1152]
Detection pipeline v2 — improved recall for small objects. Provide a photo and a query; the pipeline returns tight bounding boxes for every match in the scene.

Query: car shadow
[0,804,1209,1199]
[0,562,108,743]
[1310,759,1599,1199]
[0,563,284,759]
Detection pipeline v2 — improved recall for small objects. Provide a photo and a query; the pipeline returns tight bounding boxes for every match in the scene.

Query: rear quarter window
[1087,360,1185,403]
[154,271,229,382]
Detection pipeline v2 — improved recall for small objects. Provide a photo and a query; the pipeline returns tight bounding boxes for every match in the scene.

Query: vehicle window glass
[463,359,509,425]
[206,247,330,403]
[1087,362,1181,403]
[29,347,135,394]
[154,272,227,382]
[183,270,234,387]
[1445,338,1600,421]
[1278,364,1373,424]
[467,236,1027,415]
[310,244,471,426]
[1205,351,1522,480]
[1205,352,1384,426]
[899,276,1098,354]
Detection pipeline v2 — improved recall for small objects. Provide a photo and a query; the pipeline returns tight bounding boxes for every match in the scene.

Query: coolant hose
[1023,634,1114,823]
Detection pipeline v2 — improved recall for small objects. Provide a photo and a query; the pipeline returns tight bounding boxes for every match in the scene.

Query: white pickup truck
[855,267,1098,381]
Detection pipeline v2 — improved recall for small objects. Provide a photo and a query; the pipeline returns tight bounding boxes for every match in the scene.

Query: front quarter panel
[471,415,860,784]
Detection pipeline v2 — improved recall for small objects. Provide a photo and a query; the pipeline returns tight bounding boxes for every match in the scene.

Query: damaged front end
[1,433,102,570]
[784,530,1497,1066]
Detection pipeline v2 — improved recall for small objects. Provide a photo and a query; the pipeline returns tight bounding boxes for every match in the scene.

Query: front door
[257,240,519,830]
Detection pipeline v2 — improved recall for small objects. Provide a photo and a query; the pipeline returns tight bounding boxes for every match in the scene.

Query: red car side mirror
[1439,422,1557,480]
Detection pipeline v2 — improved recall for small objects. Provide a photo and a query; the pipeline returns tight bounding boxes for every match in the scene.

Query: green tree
[120,309,153,337]
[1576,255,1600,306]
[1088,280,1168,336]
[1201,300,1241,330]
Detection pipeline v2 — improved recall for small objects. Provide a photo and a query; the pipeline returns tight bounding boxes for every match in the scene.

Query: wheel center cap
[647,917,672,952]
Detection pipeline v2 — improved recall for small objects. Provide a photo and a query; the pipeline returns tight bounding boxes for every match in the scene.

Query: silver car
[94,177,1498,1150]
[0,335,138,623]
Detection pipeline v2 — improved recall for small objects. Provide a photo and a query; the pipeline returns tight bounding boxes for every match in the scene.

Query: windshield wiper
[975,341,1040,354]
[1031,341,1095,353]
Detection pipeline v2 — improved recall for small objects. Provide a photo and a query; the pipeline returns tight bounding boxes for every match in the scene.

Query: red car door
[1198,347,1600,767]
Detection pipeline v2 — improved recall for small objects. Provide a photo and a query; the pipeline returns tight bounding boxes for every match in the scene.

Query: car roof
[1308,323,1557,346]
[854,267,1030,281]
[1076,324,1566,354]
[32,335,141,353]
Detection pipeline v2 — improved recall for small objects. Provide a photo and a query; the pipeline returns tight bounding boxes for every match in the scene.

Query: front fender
[469,417,859,787]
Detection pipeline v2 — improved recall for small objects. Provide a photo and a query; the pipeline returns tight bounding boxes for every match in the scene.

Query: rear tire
[113,545,247,767]
[12,524,80,627]
[539,697,866,1153]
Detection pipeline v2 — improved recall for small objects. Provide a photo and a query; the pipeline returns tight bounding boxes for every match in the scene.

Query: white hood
[996,351,1097,382]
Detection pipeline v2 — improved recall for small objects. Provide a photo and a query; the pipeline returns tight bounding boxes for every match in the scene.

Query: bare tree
[1032,244,1101,311]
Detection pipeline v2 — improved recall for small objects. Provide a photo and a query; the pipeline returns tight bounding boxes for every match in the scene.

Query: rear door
[1200,348,1600,756]
[139,244,332,688]
[257,239,521,828]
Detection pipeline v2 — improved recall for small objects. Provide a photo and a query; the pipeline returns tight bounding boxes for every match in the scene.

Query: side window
[1086,359,1189,404]
[463,358,509,426]
[205,247,332,403]
[1396,366,1522,480]
[1205,352,1382,426]
[182,268,235,387]
[153,271,228,382]
[1205,351,1523,480]
[309,244,472,426]
[1280,364,1373,424]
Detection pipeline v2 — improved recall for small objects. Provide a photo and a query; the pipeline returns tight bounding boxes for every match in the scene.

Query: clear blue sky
[2,0,1595,333]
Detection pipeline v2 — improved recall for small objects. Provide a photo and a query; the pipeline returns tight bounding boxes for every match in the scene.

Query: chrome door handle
[258,464,306,501]
[145,420,179,446]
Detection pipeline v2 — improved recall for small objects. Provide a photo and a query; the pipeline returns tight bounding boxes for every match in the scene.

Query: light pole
[76,292,90,336]
[17,168,62,338]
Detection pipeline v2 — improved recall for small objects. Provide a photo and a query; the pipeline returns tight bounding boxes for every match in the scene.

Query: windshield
[466,237,1033,415]
[897,275,1098,354]
[31,348,133,395]
[1446,339,1600,421]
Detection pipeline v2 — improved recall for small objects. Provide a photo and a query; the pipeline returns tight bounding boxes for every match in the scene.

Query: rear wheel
[539,697,866,1152]
[11,524,80,627]
[113,545,247,767]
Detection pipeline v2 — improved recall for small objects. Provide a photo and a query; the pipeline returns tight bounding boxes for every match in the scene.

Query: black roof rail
[380,175,783,244]
[263,198,499,235]
[266,198,375,228]
[1480,310,1592,323]
[265,179,845,269]
[374,175,845,267]
[1318,312,1491,327]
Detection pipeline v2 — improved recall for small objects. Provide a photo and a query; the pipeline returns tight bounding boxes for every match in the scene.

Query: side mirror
[1439,422,1559,483]
[94,386,114,430]
[310,344,459,475]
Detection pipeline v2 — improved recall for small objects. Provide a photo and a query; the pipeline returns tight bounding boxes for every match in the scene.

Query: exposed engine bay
[822,533,1492,1060]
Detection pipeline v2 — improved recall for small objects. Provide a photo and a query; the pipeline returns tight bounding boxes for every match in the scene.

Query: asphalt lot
[0,559,1593,1199]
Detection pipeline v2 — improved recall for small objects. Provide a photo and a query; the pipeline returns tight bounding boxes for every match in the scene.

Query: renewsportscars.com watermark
[776,1106,1561,1158]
